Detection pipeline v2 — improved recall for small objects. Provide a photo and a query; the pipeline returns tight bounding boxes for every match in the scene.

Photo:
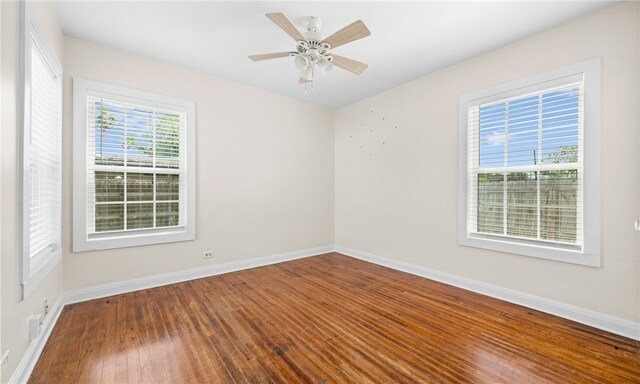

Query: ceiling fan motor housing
[294,18,332,75]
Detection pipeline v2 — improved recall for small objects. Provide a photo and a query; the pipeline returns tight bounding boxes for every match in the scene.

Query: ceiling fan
[249,13,371,88]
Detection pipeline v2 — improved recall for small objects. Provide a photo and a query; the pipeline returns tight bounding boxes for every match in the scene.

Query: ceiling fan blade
[322,20,371,49]
[249,52,292,61]
[299,77,312,84]
[331,54,368,75]
[266,13,306,42]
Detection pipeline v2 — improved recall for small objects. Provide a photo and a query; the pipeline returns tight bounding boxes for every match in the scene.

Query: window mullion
[478,162,578,174]
[123,172,128,231]
[537,94,542,240]
[124,108,129,231]
[152,112,156,168]
[152,115,157,228]
[153,173,157,229]
[124,108,128,167]
[536,171,541,240]
[90,164,181,174]
[99,100,104,162]
[503,102,509,236]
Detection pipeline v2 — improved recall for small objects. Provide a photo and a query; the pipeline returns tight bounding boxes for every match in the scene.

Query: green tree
[96,103,116,164]
[135,112,181,168]
[545,145,578,180]
[124,136,137,150]
[545,145,578,164]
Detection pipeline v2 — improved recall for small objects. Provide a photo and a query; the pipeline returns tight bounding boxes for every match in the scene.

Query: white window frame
[73,79,196,252]
[458,58,601,267]
[19,2,63,299]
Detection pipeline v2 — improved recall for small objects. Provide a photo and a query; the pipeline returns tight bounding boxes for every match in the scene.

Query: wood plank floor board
[29,253,640,383]
[223,278,342,384]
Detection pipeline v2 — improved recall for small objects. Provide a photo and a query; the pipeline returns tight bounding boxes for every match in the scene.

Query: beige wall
[62,37,335,291]
[335,2,639,322]
[1,1,65,382]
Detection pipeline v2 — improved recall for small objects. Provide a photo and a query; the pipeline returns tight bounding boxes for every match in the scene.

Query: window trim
[72,78,196,252]
[458,58,601,267]
[19,1,63,299]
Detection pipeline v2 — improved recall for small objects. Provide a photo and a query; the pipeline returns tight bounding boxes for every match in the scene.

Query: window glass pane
[127,203,154,229]
[156,202,179,227]
[156,174,179,201]
[126,173,153,201]
[477,173,504,234]
[541,170,578,243]
[95,171,124,202]
[542,87,579,164]
[155,112,181,169]
[507,96,538,166]
[479,104,505,168]
[94,101,124,166]
[95,204,124,232]
[506,172,537,239]
[126,107,154,167]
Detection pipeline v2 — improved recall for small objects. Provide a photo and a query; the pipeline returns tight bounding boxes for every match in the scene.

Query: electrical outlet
[1,350,9,374]
[203,250,214,259]
[29,315,42,341]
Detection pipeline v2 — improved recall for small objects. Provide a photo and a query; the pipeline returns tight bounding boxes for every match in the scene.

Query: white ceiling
[53,1,613,109]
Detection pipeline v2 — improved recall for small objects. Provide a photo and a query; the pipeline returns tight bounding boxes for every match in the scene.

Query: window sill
[459,234,600,267]
[73,227,194,252]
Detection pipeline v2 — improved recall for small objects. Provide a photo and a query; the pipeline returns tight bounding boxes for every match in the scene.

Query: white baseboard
[335,245,640,341]
[65,245,334,304]
[8,296,65,384]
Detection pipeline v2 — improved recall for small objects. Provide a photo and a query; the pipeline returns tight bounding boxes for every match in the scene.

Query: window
[458,58,601,267]
[20,7,63,299]
[73,79,195,252]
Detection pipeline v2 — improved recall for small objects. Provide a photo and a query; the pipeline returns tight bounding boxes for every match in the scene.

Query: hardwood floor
[30,253,640,383]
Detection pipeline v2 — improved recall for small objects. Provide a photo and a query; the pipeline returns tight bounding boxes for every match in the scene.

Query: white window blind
[73,78,196,252]
[21,13,63,299]
[86,96,187,235]
[29,40,62,261]
[467,81,584,250]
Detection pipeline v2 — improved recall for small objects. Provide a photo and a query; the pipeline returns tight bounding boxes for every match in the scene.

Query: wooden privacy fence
[476,175,578,243]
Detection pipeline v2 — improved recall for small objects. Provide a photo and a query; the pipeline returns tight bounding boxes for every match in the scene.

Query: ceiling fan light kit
[249,12,371,92]
[294,54,311,71]
[318,57,333,75]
